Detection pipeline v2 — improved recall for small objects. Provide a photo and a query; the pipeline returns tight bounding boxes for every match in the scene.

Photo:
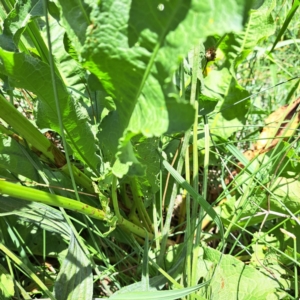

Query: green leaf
[270,177,300,213]
[0,48,100,171]
[63,32,80,62]
[200,246,280,299]
[162,159,224,238]
[0,135,39,182]
[113,245,191,294]
[0,265,15,299]
[0,94,67,168]
[226,143,256,174]
[205,68,250,139]
[219,0,276,72]
[45,20,86,91]
[1,0,44,50]
[0,196,93,299]
[112,141,145,177]
[53,0,92,51]
[135,137,160,194]
[55,233,93,300]
[0,241,55,300]
[269,0,300,52]
[55,0,248,177]
[0,196,70,238]
[0,198,69,259]
[219,176,300,229]
[198,94,218,116]
[267,142,300,178]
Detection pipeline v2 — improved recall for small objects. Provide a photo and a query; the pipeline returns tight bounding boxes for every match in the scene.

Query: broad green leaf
[267,143,300,178]
[52,0,92,51]
[135,137,160,194]
[205,68,250,139]
[0,265,15,299]
[55,0,248,177]
[112,141,145,177]
[0,196,70,238]
[250,233,293,292]
[1,0,44,50]
[113,136,160,193]
[219,0,276,72]
[0,135,39,182]
[198,94,219,116]
[0,197,68,300]
[0,48,100,172]
[63,32,80,62]
[204,0,275,142]
[0,196,93,300]
[199,246,280,299]
[43,20,86,91]
[2,215,68,259]
[270,177,300,213]
[55,233,93,300]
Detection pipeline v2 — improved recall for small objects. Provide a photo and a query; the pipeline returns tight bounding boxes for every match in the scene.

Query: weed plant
[0,0,299,299]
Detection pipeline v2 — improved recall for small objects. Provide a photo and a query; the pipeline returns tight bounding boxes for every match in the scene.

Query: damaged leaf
[255,97,300,153]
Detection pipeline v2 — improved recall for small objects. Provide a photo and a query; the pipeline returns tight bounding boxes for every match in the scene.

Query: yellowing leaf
[0,269,15,298]
[255,98,300,153]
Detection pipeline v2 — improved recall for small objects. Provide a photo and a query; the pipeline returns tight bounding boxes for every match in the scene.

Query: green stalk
[111,176,156,240]
[158,131,191,266]
[0,180,158,240]
[0,180,107,220]
[293,236,298,298]
[188,42,201,292]
[111,175,122,221]
[0,124,26,146]
[61,164,94,194]
[191,113,208,288]
[179,58,192,291]
[152,193,160,250]
[130,177,153,233]
[118,218,155,241]
[184,145,191,289]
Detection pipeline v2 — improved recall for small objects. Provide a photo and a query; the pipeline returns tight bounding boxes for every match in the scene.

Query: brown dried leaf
[255,97,300,153]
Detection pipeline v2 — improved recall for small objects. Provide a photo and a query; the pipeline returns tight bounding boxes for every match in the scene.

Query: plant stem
[130,177,153,233]
[0,180,107,220]
[158,131,191,266]
[188,42,201,292]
